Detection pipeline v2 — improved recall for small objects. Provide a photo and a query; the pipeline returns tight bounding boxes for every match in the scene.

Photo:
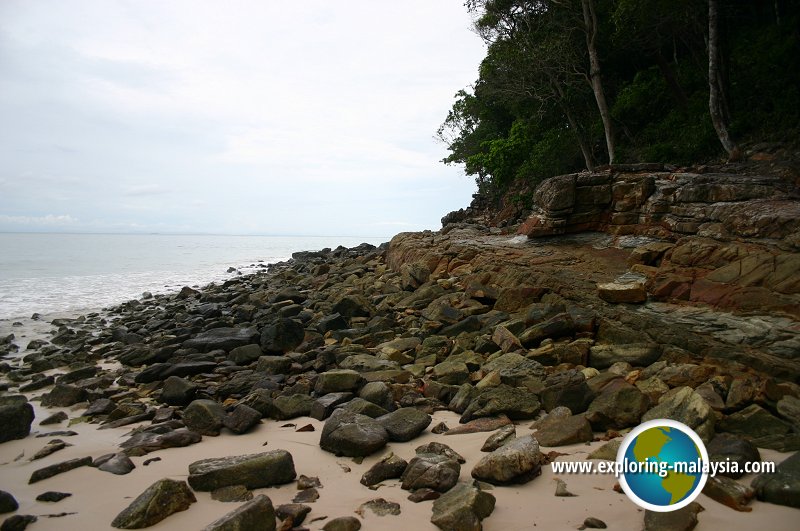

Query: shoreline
[1,236,799,530]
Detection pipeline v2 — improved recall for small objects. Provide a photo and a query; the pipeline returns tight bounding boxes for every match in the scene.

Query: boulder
[643,502,703,531]
[776,395,800,429]
[376,408,432,442]
[211,486,253,503]
[188,451,296,491]
[35,491,71,502]
[310,392,354,420]
[318,313,348,333]
[40,384,86,408]
[642,387,714,443]
[256,356,292,375]
[270,394,314,420]
[430,481,495,531]
[358,498,401,517]
[586,380,649,430]
[597,281,647,303]
[718,404,792,439]
[223,404,262,434]
[359,381,395,411]
[160,376,197,406]
[433,360,470,385]
[319,409,389,457]
[332,294,373,319]
[201,495,276,531]
[534,413,593,447]
[335,397,389,418]
[589,344,662,369]
[539,370,594,413]
[0,396,34,444]
[461,385,541,423]
[0,491,19,513]
[481,424,516,452]
[481,352,545,385]
[322,516,362,531]
[702,475,754,512]
[275,503,311,526]
[751,451,800,508]
[471,435,545,485]
[401,454,461,492]
[183,399,226,436]
[95,453,136,475]
[415,442,466,463]
[111,479,196,529]
[706,434,761,479]
[315,369,362,395]
[260,319,305,353]
[228,344,264,365]
[360,453,409,486]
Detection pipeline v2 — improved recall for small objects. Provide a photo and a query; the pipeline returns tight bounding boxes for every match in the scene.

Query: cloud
[0,1,485,235]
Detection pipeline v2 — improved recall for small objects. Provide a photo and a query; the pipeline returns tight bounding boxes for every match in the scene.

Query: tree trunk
[551,79,595,172]
[708,0,740,159]
[581,0,616,165]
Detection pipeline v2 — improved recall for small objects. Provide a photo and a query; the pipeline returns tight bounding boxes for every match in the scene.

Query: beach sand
[1,396,797,530]
[2,306,799,531]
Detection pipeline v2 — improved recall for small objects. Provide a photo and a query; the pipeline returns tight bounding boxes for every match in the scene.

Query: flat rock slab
[183,327,259,352]
[29,456,92,484]
[111,478,196,529]
[376,407,432,442]
[120,428,202,456]
[444,416,512,435]
[188,450,296,491]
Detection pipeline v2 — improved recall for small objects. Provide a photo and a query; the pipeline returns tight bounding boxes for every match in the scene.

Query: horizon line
[0,230,394,239]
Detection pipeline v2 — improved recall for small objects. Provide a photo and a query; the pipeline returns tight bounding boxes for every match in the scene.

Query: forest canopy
[438,0,800,195]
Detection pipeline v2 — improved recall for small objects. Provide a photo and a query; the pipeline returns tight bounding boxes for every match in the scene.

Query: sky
[0,1,485,237]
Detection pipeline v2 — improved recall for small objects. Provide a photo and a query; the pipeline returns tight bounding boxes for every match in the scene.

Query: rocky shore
[1,168,799,530]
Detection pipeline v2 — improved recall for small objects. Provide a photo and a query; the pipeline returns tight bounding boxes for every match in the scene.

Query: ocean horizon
[0,232,389,320]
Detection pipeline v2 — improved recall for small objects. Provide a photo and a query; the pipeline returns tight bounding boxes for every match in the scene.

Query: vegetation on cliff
[438,0,800,195]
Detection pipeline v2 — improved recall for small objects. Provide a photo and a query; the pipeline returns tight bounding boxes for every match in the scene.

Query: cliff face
[387,168,800,384]
[516,168,799,247]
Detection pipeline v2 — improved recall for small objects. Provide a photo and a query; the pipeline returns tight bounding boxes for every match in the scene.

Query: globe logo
[617,419,709,512]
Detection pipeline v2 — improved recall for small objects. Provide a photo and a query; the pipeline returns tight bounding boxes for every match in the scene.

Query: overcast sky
[0,1,484,236]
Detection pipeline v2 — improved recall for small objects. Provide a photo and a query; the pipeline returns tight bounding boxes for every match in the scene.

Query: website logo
[616,419,709,512]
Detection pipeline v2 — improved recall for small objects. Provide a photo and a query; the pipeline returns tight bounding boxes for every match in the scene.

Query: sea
[0,233,389,320]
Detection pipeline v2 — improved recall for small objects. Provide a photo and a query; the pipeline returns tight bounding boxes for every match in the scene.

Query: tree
[579,0,616,164]
[707,0,740,159]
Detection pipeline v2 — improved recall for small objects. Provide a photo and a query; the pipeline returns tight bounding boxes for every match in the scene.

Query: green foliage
[440,0,800,192]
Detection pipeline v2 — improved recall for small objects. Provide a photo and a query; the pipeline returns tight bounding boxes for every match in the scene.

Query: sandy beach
[0,316,797,530]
